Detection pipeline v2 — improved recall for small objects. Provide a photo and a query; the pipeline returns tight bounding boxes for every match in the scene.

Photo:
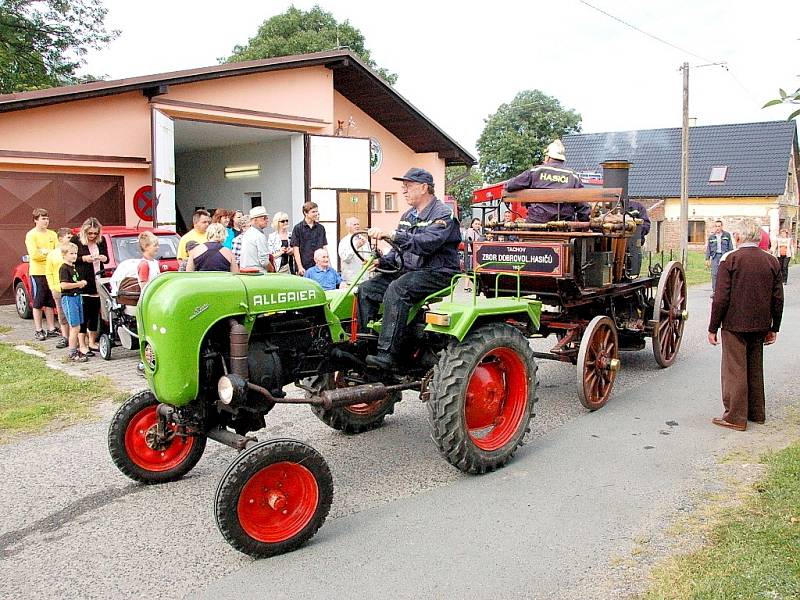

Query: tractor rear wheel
[310,372,399,434]
[215,439,333,558]
[108,390,206,484]
[427,322,537,474]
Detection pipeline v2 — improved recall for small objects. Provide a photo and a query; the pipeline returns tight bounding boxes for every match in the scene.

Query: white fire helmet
[545,139,566,161]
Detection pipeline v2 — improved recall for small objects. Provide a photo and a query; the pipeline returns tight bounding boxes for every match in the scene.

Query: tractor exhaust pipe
[243,379,421,410]
[228,319,249,380]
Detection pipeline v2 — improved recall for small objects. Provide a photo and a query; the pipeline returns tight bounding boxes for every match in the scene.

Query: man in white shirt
[337,216,368,284]
[239,206,271,272]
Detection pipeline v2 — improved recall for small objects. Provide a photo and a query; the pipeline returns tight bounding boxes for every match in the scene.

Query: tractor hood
[239,273,326,313]
[138,272,327,406]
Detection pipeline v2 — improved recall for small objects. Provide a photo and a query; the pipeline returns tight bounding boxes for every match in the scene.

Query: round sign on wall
[370,138,383,173]
[133,185,155,221]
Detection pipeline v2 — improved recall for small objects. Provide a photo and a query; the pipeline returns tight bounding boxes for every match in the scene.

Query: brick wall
[660,215,770,251]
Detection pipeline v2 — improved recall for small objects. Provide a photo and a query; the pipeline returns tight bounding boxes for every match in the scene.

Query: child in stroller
[96,232,161,360]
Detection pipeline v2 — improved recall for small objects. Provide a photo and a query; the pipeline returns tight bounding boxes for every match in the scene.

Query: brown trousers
[720,329,767,425]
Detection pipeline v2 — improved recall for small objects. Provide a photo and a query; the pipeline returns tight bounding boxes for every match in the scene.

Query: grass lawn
[642,250,711,287]
[0,343,123,442]
[643,441,800,599]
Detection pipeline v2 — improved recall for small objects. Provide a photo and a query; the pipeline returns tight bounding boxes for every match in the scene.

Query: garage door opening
[154,111,371,270]
[166,119,305,234]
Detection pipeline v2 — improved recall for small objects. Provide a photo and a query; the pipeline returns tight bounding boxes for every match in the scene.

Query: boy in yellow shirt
[24,208,59,341]
[45,228,74,348]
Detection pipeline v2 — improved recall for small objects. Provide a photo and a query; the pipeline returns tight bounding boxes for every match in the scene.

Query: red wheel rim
[345,402,383,416]
[464,347,528,451]
[124,405,195,472]
[237,462,319,543]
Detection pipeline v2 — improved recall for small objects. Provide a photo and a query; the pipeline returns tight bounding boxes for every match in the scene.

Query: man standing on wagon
[358,168,462,371]
[504,139,590,224]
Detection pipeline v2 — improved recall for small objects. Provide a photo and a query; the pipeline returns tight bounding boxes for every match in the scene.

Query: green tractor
[108,235,541,558]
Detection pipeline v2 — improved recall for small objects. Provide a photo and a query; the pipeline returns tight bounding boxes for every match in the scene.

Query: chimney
[601,160,632,211]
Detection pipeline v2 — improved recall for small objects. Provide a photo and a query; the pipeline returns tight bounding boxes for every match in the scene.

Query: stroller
[97,259,142,360]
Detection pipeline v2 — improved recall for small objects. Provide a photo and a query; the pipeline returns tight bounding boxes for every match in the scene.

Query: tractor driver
[359,167,462,371]
[504,139,590,224]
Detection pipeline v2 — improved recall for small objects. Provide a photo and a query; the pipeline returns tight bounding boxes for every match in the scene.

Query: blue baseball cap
[393,167,434,185]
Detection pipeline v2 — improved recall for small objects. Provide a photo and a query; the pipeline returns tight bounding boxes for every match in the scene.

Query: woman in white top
[267,211,292,273]
[771,228,794,284]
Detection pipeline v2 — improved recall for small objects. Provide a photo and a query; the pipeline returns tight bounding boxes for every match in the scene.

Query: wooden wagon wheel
[576,316,620,411]
[651,260,688,368]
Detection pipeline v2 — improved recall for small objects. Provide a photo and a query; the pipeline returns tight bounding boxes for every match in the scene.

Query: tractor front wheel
[215,439,333,558]
[427,322,537,474]
[108,390,206,484]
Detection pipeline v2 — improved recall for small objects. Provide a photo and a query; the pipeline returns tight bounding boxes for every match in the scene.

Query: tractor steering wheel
[350,231,404,274]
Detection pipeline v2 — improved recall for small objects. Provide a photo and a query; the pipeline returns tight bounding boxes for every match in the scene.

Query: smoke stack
[601,160,631,210]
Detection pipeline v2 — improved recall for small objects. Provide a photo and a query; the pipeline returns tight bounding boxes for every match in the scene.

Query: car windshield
[112,234,180,262]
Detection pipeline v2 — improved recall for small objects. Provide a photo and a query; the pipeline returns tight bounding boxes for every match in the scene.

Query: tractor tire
[309,372,399,434]
[427,322,537,474]
[215,439,333,559]
[15,282,32,320]
[108,390,206,484]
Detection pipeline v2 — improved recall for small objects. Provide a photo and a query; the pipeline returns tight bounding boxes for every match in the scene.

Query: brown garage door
[0,172,125,304]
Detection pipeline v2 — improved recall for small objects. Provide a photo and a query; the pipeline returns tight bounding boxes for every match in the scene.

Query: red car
[13,226,181,319]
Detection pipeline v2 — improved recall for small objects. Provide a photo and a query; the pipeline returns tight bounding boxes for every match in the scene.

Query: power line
[577,0,714,63]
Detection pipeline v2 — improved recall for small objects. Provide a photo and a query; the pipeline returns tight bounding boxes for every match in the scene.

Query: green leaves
[445,166,485,216]
[0,0,118,94]
[476,90,582,183]
[222,5,397,85]
[763,86,800,120]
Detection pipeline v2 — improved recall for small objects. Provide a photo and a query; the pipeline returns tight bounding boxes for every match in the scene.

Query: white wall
[175,136,302,227]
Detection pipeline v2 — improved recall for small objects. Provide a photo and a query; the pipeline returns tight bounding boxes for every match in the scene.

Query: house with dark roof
[564,121,798,250]
[0,50,474,303]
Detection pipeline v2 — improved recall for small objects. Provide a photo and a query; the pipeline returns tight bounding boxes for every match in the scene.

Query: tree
[445,166,484,216]
[477,90,582,183]
[0,0,118,94]
[223,5,397,85]
[763,87,800,121]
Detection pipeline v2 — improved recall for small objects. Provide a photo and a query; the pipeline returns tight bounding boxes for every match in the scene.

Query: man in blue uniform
[504,139,590,223]
[359,168,462,370]
[705,219,734,294]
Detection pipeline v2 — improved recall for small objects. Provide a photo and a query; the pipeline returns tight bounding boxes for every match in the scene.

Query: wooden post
[680,62,689,261]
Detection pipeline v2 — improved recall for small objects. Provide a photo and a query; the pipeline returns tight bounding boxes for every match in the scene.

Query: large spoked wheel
[15,282,32,319]
[108,390,206,484]
[576,316,620,411]
[351,231,404,274]
[651,260,688,368]
[215,439,333,559]
[309,372,400,434]
[427,322,537,474]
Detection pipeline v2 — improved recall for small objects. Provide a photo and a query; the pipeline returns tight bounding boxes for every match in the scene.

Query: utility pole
[680,61,689,261]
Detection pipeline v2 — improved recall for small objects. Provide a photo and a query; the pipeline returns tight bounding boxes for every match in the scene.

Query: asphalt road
[1,272,797,599]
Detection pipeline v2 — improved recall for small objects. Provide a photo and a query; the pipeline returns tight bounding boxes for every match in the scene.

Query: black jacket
[383,197,462,273]
[72,235,108,295]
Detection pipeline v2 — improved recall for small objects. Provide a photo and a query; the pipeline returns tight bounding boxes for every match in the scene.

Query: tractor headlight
[143,342,156,370]
[425,312,451,327]
[218,374,247,407]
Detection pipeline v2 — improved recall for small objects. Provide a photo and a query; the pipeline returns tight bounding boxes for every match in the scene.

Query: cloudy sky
[81,0,799,157]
